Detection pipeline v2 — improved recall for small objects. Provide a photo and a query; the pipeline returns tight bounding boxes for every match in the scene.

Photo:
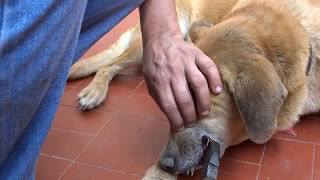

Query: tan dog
[68,0,320,179]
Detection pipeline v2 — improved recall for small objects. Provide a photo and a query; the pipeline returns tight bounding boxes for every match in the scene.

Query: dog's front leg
[142,164,177,180]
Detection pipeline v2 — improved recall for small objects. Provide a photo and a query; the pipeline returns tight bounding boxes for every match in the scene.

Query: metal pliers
[202,136,220,180]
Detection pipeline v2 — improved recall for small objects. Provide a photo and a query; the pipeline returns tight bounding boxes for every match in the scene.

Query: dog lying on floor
[68,0,320,179]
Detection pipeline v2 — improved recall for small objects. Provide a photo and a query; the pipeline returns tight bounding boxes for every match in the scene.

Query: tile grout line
[56,78,144,179]
[56,80,146,180]
[67,81,151,177]
[113,79,144,114]
[312,144,316,180]
[51,127,96,136]
[56,111,118,180]
[127,79,144,98]
[273,136,320,146]
[222,158,260,167]
[60,112,148,179]
[40,153,73,162]
[74,161,143,178]
[127,117,152,146]
[76,117,151,176]
[112,79,169,121]
[60,161,75,178]
[256,144,266,180]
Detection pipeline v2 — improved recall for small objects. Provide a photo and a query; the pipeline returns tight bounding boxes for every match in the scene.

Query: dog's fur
[68,0,320,179]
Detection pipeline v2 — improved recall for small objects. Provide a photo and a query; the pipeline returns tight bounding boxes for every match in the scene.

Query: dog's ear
[188,21,213,43]
[225,55,288,144]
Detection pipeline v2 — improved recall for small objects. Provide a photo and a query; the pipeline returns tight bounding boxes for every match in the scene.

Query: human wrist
[142,31,184,47]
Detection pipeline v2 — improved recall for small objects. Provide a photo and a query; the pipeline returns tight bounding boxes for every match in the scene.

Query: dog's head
[158,127,212,174]
[158,20,288,175]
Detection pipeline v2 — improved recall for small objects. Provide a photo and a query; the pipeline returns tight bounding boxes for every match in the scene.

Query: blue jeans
[0,0,144,179]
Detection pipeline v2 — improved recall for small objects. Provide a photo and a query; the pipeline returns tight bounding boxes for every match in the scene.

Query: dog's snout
[159,156,175,171]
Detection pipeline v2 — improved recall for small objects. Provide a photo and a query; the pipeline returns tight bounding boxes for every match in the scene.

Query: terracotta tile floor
[36,10,320,180]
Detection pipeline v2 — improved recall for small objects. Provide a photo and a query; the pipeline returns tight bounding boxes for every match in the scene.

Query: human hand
[142,33,222,132]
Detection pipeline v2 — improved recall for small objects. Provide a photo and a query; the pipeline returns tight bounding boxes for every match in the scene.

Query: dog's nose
[159,156,175,171]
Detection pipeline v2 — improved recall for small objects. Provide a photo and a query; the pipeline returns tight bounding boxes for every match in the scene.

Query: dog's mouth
[178,139,210,176]
[174,136,221,178]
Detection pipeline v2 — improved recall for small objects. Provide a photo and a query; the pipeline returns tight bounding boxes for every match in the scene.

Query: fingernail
[215,86,222,93]
[201,110,210,116]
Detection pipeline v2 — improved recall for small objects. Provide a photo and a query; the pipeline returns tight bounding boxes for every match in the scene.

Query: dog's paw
[77,83,107,110]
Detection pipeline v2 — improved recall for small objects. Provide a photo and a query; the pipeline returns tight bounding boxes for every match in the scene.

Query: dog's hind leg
[77,33,143,110]
[68,25,140,80]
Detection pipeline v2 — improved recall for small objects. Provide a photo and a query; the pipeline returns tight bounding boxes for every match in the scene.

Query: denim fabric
[0,0,143,179]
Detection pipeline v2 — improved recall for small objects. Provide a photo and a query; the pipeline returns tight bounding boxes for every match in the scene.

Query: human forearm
[139,0,182,43]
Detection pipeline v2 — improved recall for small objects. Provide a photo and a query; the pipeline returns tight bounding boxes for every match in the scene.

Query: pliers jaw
[201,136,220,180]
